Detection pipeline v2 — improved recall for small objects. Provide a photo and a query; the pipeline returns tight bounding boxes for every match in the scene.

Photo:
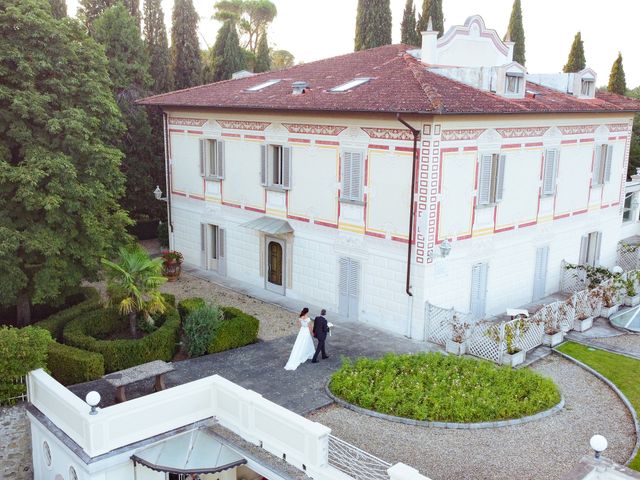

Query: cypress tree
[607,53,627,95]
[144,0,173,93]
[49,0,67,18]
[416,0,444,37]
[79,0,140,30]
[400,0,420,46]
[254,32,271,73]
[171,0,202,89]
[354,0,392,51]
[563,32,586,73]
[505,0,525,65]
[212,19,246,81]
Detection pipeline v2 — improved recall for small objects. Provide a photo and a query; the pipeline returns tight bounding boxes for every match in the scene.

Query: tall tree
[416,0,444,37]
[0,0,129,325]
[214,0,277,55]
[629,87,640,178]
[254,32,271,72]
[49,0,67,18]
[608,53,627,95]
[212,19,246,81]
[271,49,294,69]
[144,0,173,93]
[505,0,525,65]
[354,0,392,51]
[171,0,202,89]
[563,32,586,73]
[400,0,420,46]
[79,0,140,30]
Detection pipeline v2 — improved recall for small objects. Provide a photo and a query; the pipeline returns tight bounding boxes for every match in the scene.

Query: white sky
[65,0,640,87]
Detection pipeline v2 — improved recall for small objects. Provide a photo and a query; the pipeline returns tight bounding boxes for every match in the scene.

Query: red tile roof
[139,44,640,115]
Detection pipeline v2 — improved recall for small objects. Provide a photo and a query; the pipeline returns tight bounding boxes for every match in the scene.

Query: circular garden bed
[329,353,561,424]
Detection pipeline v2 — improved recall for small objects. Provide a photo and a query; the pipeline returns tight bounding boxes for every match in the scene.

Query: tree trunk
[129,311,138,339]
[16,293,32,327]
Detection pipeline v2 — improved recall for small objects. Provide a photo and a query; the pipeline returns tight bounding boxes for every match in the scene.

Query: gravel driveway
[308,355,636,480]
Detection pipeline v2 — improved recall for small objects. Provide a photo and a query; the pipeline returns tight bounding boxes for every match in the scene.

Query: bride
[284,308,316,371]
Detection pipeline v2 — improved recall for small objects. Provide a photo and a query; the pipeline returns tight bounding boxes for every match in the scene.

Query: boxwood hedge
[33,287,101,341]
[209,307,259,353]
[47,341,104,386]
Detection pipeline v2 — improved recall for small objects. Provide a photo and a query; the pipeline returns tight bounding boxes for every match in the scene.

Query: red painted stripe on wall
[287,214,309,222]
[525,142,543,147]
[441,147,458,153]
[519,220,537,228]
[245,134,265,140]
[463,146,478,151]
[391,236,409,244]
[222,201,242,209]
[222,133,241,138]
[288,138,311,144]
[365,231,385,239]
[316,139,339,146]
[580,138,595,143]
[187,130,202,135]
[561,139,577,144]
[169,128,184,133]
[245,206,266,213]
[314,220,338,229]
[395,146,414,153]
[502,143,521,149]
[368,144,389,150]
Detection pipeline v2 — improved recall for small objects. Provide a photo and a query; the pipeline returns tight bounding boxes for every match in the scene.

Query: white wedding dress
[284,317,316,371]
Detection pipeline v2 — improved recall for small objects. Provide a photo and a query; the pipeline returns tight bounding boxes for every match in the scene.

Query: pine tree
[254,32,271,72]
[416,0,444,37]
[212,19,246,81]
[0,0,129,325]
[49,0,67,18]
[144,0,173,93]
[171,0,202,89]
[354,0,392,51]
[563,32,586,73]
[400,0,420,46]
[607,53,627,95]
[505,0,525,65]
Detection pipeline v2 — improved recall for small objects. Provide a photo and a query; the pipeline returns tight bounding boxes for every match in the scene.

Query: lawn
[557,342,640,471]
[329,352,561,423]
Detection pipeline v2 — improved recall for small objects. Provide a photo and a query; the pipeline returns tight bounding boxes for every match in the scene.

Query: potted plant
[595,283,620,318]
[623,275,640,307]
[445,314,470,356]
[161,250,184,282]
[487,320,526,367]
[570,294,594,332]
[541,306,564,347]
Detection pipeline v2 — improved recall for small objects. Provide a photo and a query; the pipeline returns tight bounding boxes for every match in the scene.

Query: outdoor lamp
[85,391,101,415]
[612,266,624,274]
[439,239,452,258]
[590,434,608,459]
[153,185,167,202]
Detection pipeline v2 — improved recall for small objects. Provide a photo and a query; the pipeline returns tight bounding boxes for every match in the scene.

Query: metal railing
[328,435,391,480]
[0,375,27,406]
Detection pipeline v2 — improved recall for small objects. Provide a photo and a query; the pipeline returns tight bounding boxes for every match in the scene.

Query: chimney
[421,17,438,65]
[291,81,309,95]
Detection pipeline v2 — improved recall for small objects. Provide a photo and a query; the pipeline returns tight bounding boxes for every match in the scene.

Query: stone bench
[103,360,174,403]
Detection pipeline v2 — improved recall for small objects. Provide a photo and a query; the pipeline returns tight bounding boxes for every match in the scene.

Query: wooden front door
[265,238,285,295]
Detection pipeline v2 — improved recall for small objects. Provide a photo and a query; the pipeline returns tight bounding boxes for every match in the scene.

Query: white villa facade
[142,16,640,340]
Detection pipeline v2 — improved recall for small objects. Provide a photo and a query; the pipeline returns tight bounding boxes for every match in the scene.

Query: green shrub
[329,353,561,423]
[33,287,101,341]
[178,297,206,320]
[63,306,181,372]
[208,307,259,354]
[162,293,176,308]
[47,342,104,386]
[158,220,169,248]
[184,305,223,357]
[0,326,51,404]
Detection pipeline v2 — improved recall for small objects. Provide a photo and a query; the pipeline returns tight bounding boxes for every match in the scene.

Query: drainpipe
[396,114,420,338]
[162,112,174,243]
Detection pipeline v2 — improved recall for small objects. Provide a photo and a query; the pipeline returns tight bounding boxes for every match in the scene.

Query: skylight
[330,78,371,92]
[245,79,281,92]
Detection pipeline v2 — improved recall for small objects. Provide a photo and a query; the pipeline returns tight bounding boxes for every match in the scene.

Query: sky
[65,0,640,87]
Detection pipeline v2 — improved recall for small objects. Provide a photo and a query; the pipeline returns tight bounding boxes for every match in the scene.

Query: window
[542,149,559,196]
[477,154,506,205]
[43,441,52,468]
[261,144,291,189]
[505,73,523,94]
[623,192,634,222]
[581,79,594,97]
[245,79,280,91]
[330,78,371,92]
[592,144,613,186]
[199,138,224,179]
[340,150,364,202]
[579,231,602,266]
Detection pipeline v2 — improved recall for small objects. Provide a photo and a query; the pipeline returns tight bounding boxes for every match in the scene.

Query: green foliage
[32,288,101,341]
[162,293,176,308]
[157,221,170,248]
[177,297,206,319]
[563,32,586,73]
[208,307,259,353]
[0,0,130,326]
[214,0,277,55]
[400,0,420,46]
[607,52,627,95]
[79,0,140,31]
[270,49,294,70]
[330,353,561,423]
[212,19,247,82]
[629,87,640,178]
[63,305,180,372]
[416,0,444,38]
[49,0,67,18]
[47,341,104,386]
[184,305,223,357]
[171,0,202,89]
[354,0,392,51]
[144,0,173,94]
[505,0,525,66]
[0,326,51,404]
[254,32,271,72]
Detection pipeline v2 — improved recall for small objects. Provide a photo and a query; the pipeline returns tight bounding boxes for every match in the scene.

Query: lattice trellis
[617,242,640,272]
[328,435,391,480]
[466,321,502,363]
[560,260,587,293]
[424,303,454,345]
[514,320,545,353]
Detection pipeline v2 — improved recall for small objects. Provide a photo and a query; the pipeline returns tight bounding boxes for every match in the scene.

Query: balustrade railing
[328,435,391,480]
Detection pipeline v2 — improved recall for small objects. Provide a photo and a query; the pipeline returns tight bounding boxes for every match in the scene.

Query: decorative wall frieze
[440,128,485,141]
[606,123,630,133]
[216,120,271,131]
[168,117,208,127]
[558,125,598,135]
[282,123,347,136]
[496,126,549,138]
[361,127,416,141]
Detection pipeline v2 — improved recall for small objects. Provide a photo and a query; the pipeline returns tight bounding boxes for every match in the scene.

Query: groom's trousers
[312,336,327,361]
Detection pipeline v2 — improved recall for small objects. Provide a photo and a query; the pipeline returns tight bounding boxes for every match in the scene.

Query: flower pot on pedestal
[572,316,594,332]
[501,350,525,367]
[542,330,564,347]
[445,339,466,356]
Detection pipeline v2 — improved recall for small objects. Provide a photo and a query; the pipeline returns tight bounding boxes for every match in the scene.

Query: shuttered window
[261,145,291,189]
[338,257,360,320]
[470,262,489,319]
[593,144,613,186]
[478,154,506,205]
[199,138,225,179]
[532,246,549,301]
[542,149,558,196]
[579,232,602,266]
[340,150,364,202]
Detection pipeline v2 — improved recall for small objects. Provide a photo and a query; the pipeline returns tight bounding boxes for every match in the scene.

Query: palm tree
[101,246,167,338]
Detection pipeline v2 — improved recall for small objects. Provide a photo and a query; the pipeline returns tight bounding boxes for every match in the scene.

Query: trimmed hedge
[63,305,181,373]
[178,297,205,320]
[162,293,176,308]
[33,287,101,341]
[47,342,104,386]
[209,307,259,353]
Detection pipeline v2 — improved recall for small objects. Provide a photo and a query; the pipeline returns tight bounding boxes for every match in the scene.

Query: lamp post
[153,186,167,202]
[590,434,608,460]
[85,391,101,415]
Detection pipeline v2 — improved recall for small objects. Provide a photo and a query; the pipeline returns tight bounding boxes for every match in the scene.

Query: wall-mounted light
[439,239,452,258]
[153,186,167,202]
[85,391,101,415]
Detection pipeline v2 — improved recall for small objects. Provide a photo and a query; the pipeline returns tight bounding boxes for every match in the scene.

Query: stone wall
[0,405,32,480]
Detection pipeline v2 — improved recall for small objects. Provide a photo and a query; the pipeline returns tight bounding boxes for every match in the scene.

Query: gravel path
[592,334,640,356]
[308,355,636,480]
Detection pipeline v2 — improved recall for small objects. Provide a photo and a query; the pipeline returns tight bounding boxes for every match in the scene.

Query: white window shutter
[282,147,292,189]
[532,246,549,301]
[495,154,506,202]
[594,232,602,266]
[341,152,353,200]
[592,145,603,186]
[217,228,227,276]
[351,151,363,201]
[199,139,205,176]
[578,234,589,264]
[200,224,206,267]
[216,140,225,179]
[470,263,488,319]
[542,149,557,195]
[604,145,613,183]
[478,154,493,205]
[260,145,267,186]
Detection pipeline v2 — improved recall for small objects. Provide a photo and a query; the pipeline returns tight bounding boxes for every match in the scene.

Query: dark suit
[312,315,329,361]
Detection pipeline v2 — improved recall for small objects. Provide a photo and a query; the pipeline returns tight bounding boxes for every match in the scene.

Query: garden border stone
[324,380,565,430]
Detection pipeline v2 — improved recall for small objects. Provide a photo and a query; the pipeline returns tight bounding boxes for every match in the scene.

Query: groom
[311,309,329,363]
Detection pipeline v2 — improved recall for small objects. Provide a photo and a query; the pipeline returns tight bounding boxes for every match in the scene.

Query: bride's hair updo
[299,307,309,317]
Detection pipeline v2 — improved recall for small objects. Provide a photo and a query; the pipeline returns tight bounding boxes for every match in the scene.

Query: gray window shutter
[282,146,292,189]
[341,152,353,200]
[532,246,549,301]
[604,145,613,183]
[338,257,349,316]
[348,259,360,320]
[217,228,227,276]
[495,154,506,202]
[470,263,488,319]
[578,234,589,264]
[351,151,364,201]
[593,145,604,186]
[542,149,558,195]
[200,223,206,267]
[216,140,225,179]
[199,139,206,176]
[478,154,493,205]
[260,145,267,186]
[338,257,360,320]
[594,232,602,266]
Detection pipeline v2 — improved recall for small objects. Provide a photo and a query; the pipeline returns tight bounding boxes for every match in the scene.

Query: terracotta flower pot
[163,262,182,282]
